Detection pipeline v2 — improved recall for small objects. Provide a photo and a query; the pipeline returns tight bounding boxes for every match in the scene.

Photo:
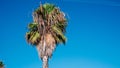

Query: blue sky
[0,0,120,68]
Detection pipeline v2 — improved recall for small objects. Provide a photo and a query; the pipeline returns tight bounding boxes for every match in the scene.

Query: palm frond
[0,61,4,67]
[43,3,55,14]
[30,31,40,44]
[26,31,40,45]
[54,22,67,33]
[52,25,66,44]
[28,23,38,31]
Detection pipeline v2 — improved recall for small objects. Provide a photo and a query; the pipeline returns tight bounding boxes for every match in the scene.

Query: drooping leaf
[54,22,67,33]
[26,31,40,45]
[30,31,40,44]
[28,23,38,31]
[52,25,66,44]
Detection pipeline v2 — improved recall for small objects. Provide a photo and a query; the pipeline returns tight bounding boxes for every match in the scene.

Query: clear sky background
[0,0,120,68]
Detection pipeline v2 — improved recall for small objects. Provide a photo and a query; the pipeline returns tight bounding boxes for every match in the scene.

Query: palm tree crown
[25,3,67,68]
[0,61,4,68]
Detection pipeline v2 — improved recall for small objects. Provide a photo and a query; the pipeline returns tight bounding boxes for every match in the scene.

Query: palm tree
[0,61,4,68]
[25,3,67,68]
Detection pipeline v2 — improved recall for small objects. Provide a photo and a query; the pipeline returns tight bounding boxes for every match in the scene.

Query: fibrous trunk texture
[43,56,48,68]
[0,66,4,68]
[36,34,56,59]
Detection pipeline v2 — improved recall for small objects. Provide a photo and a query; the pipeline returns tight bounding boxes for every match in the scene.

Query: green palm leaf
[28,23,38,31]
[54,22,67,33]
[26,31,40,45]
[0,61,4,67]
[43,3,55,14]
[52,25,66,44]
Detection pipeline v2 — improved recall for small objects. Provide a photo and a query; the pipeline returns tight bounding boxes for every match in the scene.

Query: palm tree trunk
[42,56,48,68]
